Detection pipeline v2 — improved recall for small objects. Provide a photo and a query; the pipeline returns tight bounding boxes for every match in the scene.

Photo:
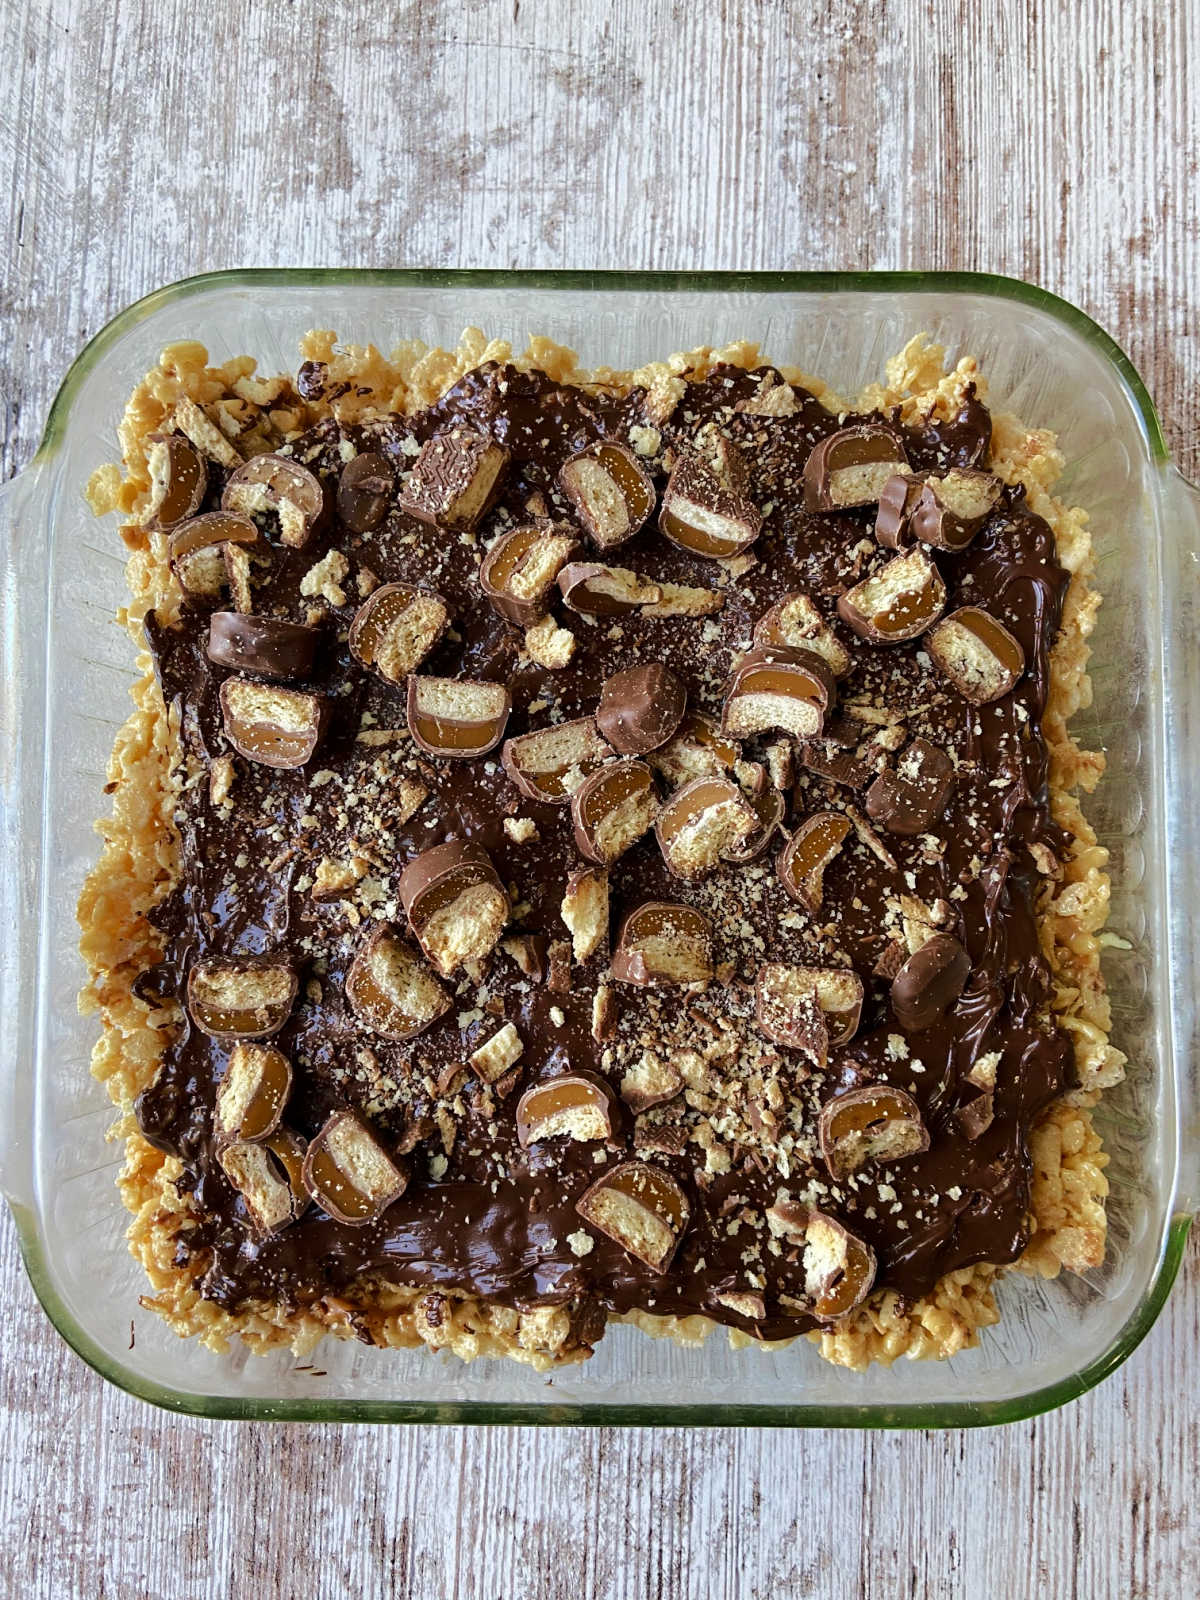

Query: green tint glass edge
[15,267,1183,1426]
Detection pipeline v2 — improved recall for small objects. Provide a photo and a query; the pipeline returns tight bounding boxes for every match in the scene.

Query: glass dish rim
[9,266,1190,1427]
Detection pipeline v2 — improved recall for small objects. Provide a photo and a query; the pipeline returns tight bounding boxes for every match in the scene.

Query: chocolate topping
[131,359,1073,1345]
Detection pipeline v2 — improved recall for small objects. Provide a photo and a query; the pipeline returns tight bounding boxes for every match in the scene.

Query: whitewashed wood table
[2,1,1197,1594]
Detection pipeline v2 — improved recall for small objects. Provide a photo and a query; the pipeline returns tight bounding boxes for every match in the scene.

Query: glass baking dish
[1,270,1195,1426]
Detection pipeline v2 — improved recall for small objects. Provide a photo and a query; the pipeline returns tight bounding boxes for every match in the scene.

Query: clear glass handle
[1163,468,1200,1219]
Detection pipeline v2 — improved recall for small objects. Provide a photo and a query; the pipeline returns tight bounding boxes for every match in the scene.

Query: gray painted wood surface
[1,1,1196,1594]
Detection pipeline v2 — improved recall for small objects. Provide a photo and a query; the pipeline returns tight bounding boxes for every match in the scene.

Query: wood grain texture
[1,0,1196,1595]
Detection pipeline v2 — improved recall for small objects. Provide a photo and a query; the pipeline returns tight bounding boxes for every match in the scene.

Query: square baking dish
[1,269,1196,1426]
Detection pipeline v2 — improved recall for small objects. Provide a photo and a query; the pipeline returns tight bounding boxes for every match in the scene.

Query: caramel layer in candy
[214,1042,293,1143]
[753,592,852,677]
[777,811,851,910]
[570,759,658,865]
[596,662,687,756]
[222,452,328,548]
[803,424,909,511]
[337,451,394,533]
[722,647,834,742]
[561,866,609,963]
[611,901,714,986]
[659,451,762,558]
[646,712,740,789]
[516,1073,615,1146]
[169,511,261,598]
[837,548,946,644]
[145,434,206,530]
[345,924,451,1041]
[865,736,954,835]
[890,934,970,1032]
[406,675,511,759]
[559,441,656,550]
[302,1109,408,1225]
[350,583,450,683]
[187,957,297,1040]
[398,839,508,978]
[575,1160,690,1273]
[207,612,321,681]
[398,429,509,530]
[818,1085,929,1180]
[654,776,757,880]
[479,522,580,626]
[754,963,863,1062]
[769,1203,877,1321]
[927,607,1025,703]
[219,676,329,768]
[219,1136,307,1236]
[501,717,611,804]
[556,562,663,615]
[909,469,1002,550]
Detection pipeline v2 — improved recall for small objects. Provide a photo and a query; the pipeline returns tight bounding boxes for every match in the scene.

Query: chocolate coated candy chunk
[398,429,509,530]
[515,1072,616,1146]
[611,901,713,986]
[479,522,580,627]
[345,924,451,1042]
[398,839,508,978]
[927,607,1025,703]
[219,1134,308,1236]
[207,612,321,681]
[214,1042,293,1144]
[654,775,757,880]
[219,676,329,768]
[956,1090,995,1140]
[722,647,834,742]
[874,472,923,549]
[406,675,511,759]
[575,1160,690,1273]
[501,717,611,804]
[721,782,786,864]
[910,469,1002,550]
[222,452,328,549]
[349,583,450,683]
[596,662,687,756]
[570,759,658,865]
[767,1203,877,1322]
[187,957,297,1040]
[169,511,261,599]
[753,592,852,677]
[560,866,609,963]
[302,1109,408,1226]
[337,451,394,533]
[865,736,954,835]
[776,811,851,911]
[556,562,663,615]
[818,1085,929,1181]
[559,441,656,550]
[836,548,946,644]
[646,711,740,789]
[754,962,863,1063]
[803,424,909,511]
[890,934,970,1032]
[659,449,762,558]
[145,434,206,530]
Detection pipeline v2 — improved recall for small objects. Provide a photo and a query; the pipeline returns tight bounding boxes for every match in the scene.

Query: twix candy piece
[219,677,329,769]
[406,675,511,759]
[398,839,509,979]
[145,434,206,530]
[345,924,451,1042]
[575,1161,690,1273]
[169,511,261,599]
[722,647,835,742]
[611,901,714,986]
[767,1203,877,1322]
[837,548,946,644]
[927,607,1025,703]
[909,469,1003,550]
[515,1073,616,1146]
[207,612,322,681]
[556,562,663,615]
[818,1086,929,1181]
[398,428,509,531]
[349,583,450,683]
[803,423,909,511]
[874,472,924,549]
[776,811,851,910]
[302,1109,408,1226]
[647,711,740,790]
[654,776,758,880]
[337,451,394,533]
[753,592,853,677]
[754,963,864,1062]
[570,759,659,865]
[559,441,656,550]
[596,662,687,756]
[501,717,612,804]
[561,866,609,963]
[865,736,954,835]
[187,957,298,1041]
[214,1042,293,1144]
[479,522,580,626]
[222,452,328,548]
[890,934,970,1032]
[721,782,786,864]
[659,448,762,558]
[219,1134,308,1236]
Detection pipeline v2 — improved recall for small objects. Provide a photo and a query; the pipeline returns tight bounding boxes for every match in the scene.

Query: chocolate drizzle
[133,361,1073,1345]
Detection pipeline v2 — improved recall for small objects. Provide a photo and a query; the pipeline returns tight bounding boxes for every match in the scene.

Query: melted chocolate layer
[134,361,1073,1346]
